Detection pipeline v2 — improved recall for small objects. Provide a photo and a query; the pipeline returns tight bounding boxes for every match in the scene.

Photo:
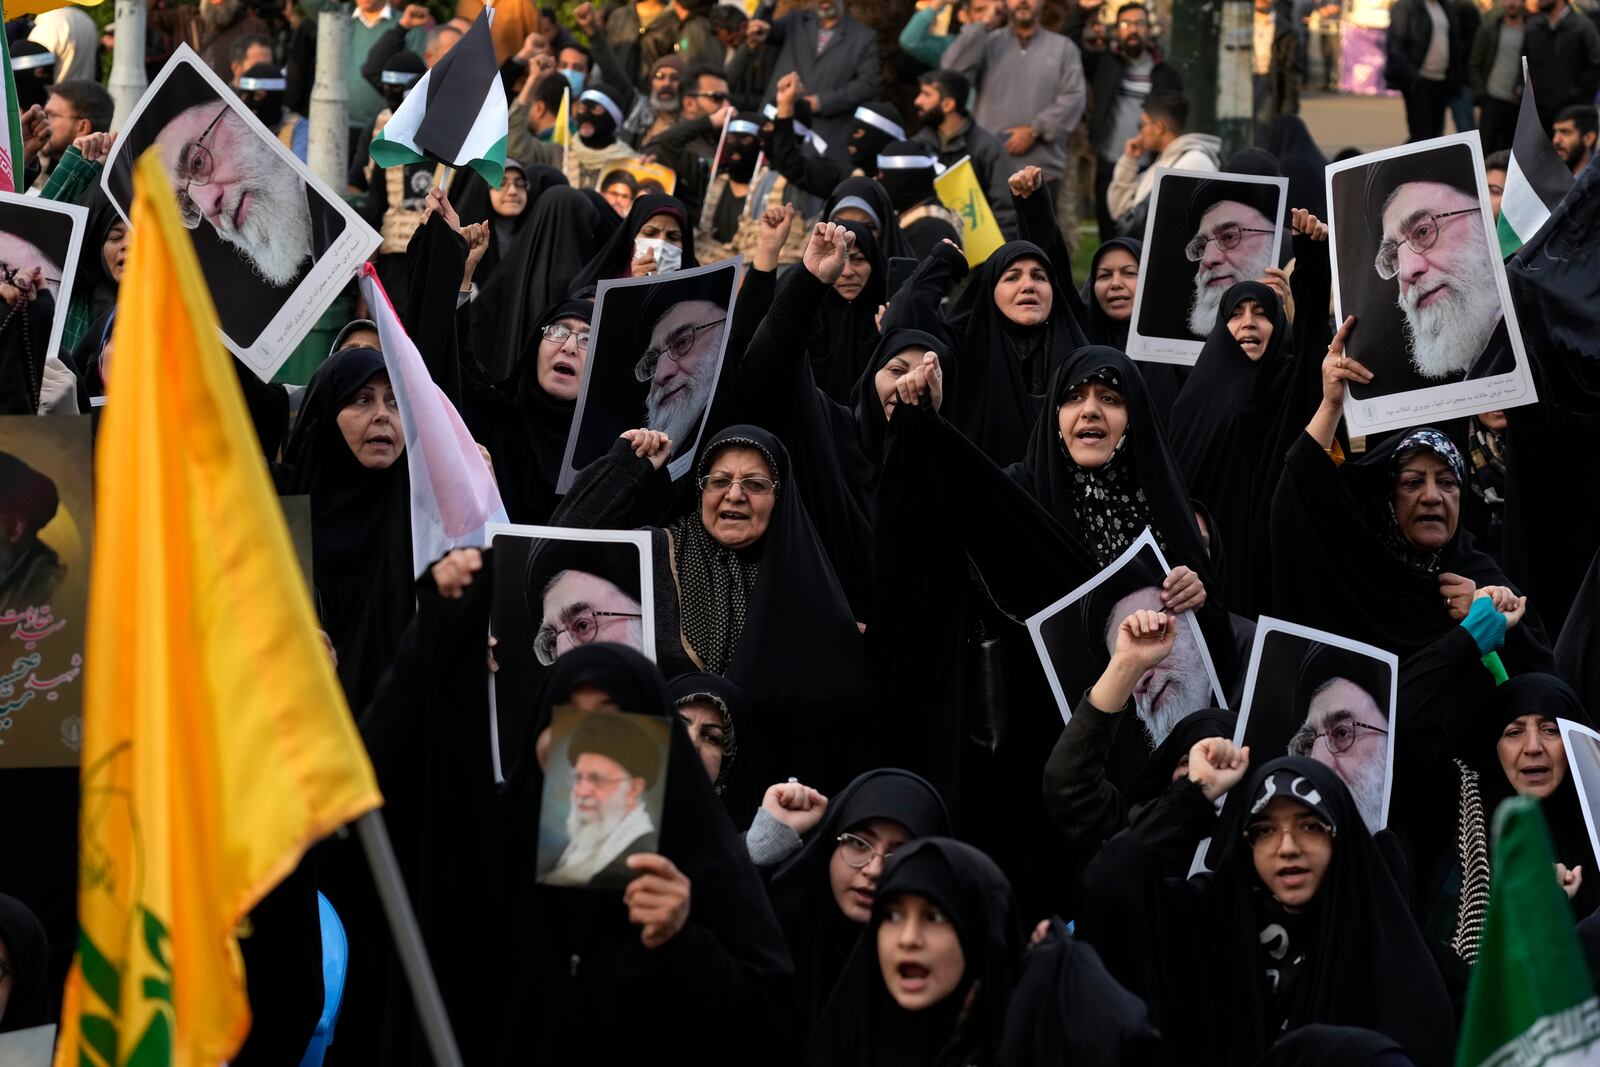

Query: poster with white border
[1324,132,1536,435]
[1232,617,1399,834]
[101,45,380,382]
[1127,168,1288,365]
[484,523,655,783]
[0,191,86,372]
[1026,529,1228,740]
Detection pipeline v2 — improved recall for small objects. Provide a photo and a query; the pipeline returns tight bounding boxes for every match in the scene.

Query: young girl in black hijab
[808,837,1023,1067]
[1079,752,1456,1066]
[759,769,950,1033]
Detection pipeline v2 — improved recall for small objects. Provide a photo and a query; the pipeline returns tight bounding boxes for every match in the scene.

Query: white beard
[1398,248,1503,380]
[562,785,632,862]
[210,125,314,287]
[1188,245,1273,336]
[645,369,713,450]
[1136,666,1215,748]
[1339,750,1388,834]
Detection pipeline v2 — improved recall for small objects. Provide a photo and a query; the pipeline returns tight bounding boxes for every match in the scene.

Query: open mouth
[365,433,395,449]
[1413,513,1445,528]
[718,509,750,522]
[1275,866,1310,888]
[1520,764,1551,784]
[1016,294,1040,307]
[1075,427,1106,443]
[895,961,931,990]
[1104,293,1130,308]
[552,359,577,378]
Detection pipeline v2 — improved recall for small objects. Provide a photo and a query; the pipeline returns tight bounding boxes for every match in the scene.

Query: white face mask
[635,236,683,274]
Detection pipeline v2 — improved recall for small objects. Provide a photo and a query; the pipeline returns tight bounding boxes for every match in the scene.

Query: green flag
[1456,796,1600,1066]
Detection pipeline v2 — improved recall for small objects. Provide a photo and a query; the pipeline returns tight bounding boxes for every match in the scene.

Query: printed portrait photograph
[1326,134,1536,434]
[1235,620,1398,834]
[1028,530,1228,781]
[536,704,670,890]
[1128,170,1287,364]
[558,259,739,491]
[487,524,655,781]
[103,47,379,378]
[0,192,86,367]
[0,415,92,768]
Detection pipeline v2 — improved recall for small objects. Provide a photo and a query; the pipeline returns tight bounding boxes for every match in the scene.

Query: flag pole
[355,811,466,1067]
[699,118,731,232]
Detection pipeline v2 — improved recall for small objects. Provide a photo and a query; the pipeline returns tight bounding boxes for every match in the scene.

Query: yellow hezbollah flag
[553,84,571,149]
[4,0,104,18]
[934,155,1005,268]
[55,149,383,1067]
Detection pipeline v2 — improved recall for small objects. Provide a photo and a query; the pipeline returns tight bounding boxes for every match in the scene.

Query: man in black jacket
[912,68,1018,239]
[1065,1,1182,241]
[1386,0,1465,141]
[1523,0,1600,132]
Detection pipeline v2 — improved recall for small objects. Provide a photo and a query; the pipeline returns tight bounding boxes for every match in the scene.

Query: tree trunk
[308,10,351,192]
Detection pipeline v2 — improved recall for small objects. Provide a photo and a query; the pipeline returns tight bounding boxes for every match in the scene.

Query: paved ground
[1300,90,1412,155]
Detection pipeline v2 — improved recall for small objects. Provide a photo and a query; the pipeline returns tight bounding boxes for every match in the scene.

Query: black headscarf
[946,242,1090,466]
[1007,347,1215,583]
[464,300,591,525]
[666,425,872,817]
[1256,1024,1407,1066]
[667,670,746,800]
[0,893,50,1032]
[850,327,954,472]
[1262,115,1330,220]
[473,160,557,286]
[808,837,1022,1067]
[1079,237,1141,352]
[1168,281,1296,612]
[766,768,951,1031]
[1080,757,1456,1066]
[471,184,604,384]
[274,347,414,710]
[68,189,123,336]
[568,193,699,296]
[1125,707,1238,807]
[1458,673,1599,916]
[823,177,916,260]
[808,219,887,403]
[1270,425,1554,668]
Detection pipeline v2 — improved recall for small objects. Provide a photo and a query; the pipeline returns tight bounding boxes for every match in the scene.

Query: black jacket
[1385,0,1464,92]
[728,8,879,146]
[1062,8,1183,158]
[1468,12,1525,101]
[913,116,1019,239]
[1523,5,1600,127]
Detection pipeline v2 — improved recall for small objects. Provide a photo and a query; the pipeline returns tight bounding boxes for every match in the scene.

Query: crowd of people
[1,0,1599,1063]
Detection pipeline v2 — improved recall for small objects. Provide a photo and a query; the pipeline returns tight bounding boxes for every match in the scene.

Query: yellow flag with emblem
[5,0,103,18]
[934,155,1005,268]
[54,148,383,1067]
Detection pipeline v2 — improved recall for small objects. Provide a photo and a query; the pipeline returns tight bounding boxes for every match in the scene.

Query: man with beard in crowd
[636,286,727,464]
[152,100,340,290]
[542,712,662,887]
[1552,104,1597,178]
[1367,159,1508,381]
[912,69,1017,240]
[1184,180,1280,338]
[1289,648,1392,834]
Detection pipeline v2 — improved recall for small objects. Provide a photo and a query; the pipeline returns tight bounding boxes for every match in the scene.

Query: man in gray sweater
[942,0,1088,185]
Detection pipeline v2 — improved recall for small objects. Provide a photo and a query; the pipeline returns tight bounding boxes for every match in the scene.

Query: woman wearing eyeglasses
[1077,752,1457,1066]
[551,423,874,820]
[755,768,950,1037]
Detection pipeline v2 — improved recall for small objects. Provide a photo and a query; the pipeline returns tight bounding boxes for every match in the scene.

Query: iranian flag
[1455,795,1600,1067]
[0,14,23,193]
[1496,59,1574,257]
[370,6,508,187]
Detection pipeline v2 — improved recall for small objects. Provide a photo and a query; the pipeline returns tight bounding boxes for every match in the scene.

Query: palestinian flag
[370,6,508,187]
[1455,796,1600,1066]
[1496,59,1573,257]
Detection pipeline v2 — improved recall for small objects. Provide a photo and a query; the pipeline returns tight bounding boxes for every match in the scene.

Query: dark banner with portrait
[1233,618,1398,835]
[0,192,87,373]
[1325,134,1537,435]
[1027,529,1229,784]
[556,259,741,493]
[537,704,671,890]
[486,524,655,784]
[0,415,92,768]
[101,46,381,381]
[1128,169,1288,365]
